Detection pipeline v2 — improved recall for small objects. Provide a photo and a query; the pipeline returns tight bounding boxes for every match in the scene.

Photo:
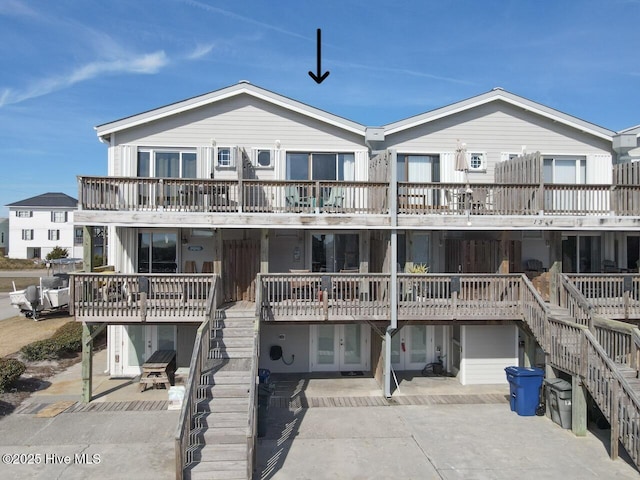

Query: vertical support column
[548,231,562,305]
[499,230,510,274]
[213,229,223,275]
[81,322,93,403]
[385,149,398,399]
[571,376,587,437]
[83,225,95,273]
[260,229,269,274]
[523,332,536,368]
[544,364,557,420]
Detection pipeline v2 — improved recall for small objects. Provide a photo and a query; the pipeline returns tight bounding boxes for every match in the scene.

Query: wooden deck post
[499,231,510,274]
[548,231,562,305]
[523,331,536,368]
[571,375,587,437]
[611,381,619,460]
[82,225,95,272]
[260,229,269,274]
[81,322,93,403]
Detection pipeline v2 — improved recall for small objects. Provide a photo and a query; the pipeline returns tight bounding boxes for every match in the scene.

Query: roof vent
[238,80,251,84]
[492,86,504,91]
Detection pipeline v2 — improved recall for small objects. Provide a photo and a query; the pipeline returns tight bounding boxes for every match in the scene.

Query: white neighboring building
[6,192,82,260]
[0,218,8,256]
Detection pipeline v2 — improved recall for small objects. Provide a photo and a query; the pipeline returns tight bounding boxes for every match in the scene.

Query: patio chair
[602,260,626,273]
[323,186,344,211]
[285,186,313,210]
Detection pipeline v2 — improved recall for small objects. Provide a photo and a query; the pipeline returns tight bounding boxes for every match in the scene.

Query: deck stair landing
[185,308,257,480]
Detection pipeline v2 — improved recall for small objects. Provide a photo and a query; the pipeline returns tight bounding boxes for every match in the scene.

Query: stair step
[202,426,248,444]
[211,349,254,359]
[212,337,254,347]
[194,411,248,427]
[212,327,255,337]
[191,443,246,462]
[201,385,250,398]
[197,397,249,413]
[187,460,248,480]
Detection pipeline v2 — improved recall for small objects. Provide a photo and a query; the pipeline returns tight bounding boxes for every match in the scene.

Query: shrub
[20,322,83,361]
[21,339,61,361]
[45,246,69,261]
[0,358,26,392]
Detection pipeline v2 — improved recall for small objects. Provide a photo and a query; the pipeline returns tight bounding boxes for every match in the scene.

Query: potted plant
[408,263,429,300]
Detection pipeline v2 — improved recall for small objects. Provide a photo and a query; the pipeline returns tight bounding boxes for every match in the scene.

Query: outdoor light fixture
[275,139,281,149]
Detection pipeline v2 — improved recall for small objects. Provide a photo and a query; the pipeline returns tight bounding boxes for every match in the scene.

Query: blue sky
[1,0,639,216]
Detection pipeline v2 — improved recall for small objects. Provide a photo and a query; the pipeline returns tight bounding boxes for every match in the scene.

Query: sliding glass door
[138,231,178,273]
[311,233,359,272]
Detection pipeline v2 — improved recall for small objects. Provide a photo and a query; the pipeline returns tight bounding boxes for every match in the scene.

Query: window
[397,154,440,182]
[51,211,68,223]
[217,147,234,167]
[285,152,355,181]
[74,228,83,246]
[16,210,32,217]
[48,229,60,241]
[137,149,197,178]
[137,231,177,273]
[543,156,586,184]
[22,229,34,240]
[252,149,273,168]
[468,152,486,172]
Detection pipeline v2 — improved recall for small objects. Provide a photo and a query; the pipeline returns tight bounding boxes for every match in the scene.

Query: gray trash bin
[545,378,572,428]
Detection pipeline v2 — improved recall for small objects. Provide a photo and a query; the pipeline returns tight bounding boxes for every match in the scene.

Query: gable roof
[619,124,640,136]
[95,81,366,139]
[7,192,78,209]
[383,88,616,141]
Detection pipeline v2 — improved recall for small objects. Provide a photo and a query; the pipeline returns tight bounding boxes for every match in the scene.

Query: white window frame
[22,229,34,241]
[216,146,236,168]
[252,148,275,169]
[137,148,198,178]
[51,211,67,223]
[16,210,32,218]
[468,152,486,172]
[48,229,60,241]
[543,155,586,184]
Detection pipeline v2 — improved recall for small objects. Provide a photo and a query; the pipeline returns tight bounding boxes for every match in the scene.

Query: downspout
[385,148,398,398]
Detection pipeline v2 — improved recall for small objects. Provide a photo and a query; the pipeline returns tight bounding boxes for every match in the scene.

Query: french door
[310,324,370,372]
[391,325,434,370]
[122,325,176,376]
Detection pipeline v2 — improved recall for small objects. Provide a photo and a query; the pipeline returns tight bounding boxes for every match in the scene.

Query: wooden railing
[175,277,219,480]
[70,273,215,322]
[556,273,594,328]
[78,176,388,215]
[566,274,640,319]
[79,175,640,216]
[247,282,261,479]
[259,273,522,321]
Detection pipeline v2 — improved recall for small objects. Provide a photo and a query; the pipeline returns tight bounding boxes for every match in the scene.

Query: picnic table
[139,349,176,392]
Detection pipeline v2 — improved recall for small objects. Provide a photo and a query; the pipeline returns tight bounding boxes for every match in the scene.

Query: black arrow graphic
[309,28,330,84]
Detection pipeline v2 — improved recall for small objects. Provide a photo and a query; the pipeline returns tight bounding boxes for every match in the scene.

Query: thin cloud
[0,51,168,107]
[0,0,39,17]
[177,0,310,42]
[188,43,215,60]
[333,60,476,86]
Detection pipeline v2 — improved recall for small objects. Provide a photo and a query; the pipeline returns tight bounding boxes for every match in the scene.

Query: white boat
[10,275,70,320]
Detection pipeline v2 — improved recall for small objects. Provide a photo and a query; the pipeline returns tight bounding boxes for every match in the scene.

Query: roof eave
[95,85,366,139]
[384,92,614,141]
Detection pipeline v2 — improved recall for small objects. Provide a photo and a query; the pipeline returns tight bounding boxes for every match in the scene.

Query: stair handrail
[174,274,220,480]
[520,274,551,351]
[582,325,640,465]
[555,272,594,330]
[247,276,261,478]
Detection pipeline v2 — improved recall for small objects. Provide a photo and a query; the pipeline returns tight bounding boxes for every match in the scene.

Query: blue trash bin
[505,366,544,416]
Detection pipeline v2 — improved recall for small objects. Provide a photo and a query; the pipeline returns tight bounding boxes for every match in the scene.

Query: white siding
[460,325,518,385]
[386,101,613,183]
[114,95,365,156]
[8,208,77,259]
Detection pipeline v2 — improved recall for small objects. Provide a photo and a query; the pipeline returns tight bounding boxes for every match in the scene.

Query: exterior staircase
[184,307,258,480]
[521,275,640,470]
